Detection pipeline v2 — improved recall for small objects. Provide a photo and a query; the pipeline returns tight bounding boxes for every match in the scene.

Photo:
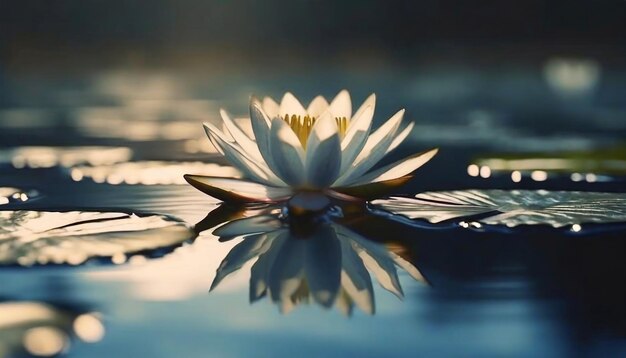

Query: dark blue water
[0,67,625,357]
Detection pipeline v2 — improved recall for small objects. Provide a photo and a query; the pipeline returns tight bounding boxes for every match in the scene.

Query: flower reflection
[0,301,104,357]
[206,205,424,315]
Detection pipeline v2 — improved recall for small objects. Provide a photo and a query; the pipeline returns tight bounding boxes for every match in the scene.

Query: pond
[0,68,625,357]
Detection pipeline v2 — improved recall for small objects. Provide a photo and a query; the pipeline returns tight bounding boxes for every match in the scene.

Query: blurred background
[2,0,626,70]
[2,0,626,187]
[1,2,626,357]
[1,0,625,152]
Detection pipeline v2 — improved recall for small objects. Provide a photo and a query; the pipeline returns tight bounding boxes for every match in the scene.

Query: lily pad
[371,190,626,228]
[0,211,195,266]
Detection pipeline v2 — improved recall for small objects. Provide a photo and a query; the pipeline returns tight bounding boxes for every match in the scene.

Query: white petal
[269,118,306,186]
[204,123,281,185]
[304,111,342,187]
[250,101,280,173]
[307,96,329,118]
[262,97,279,118]
[329,89,351,119]
[385,122,414,154]
[279,92,306,117]
[220,109,264,163]
[334,109,404,186]
[351,93,376,124]
[350,148,439,186]
[339,105,373,173]
[184,175,293,202]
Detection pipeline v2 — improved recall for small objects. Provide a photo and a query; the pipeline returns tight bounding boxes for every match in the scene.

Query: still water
[0,67,625,357]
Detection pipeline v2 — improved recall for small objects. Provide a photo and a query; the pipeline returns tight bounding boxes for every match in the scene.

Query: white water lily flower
[184,90,438,202]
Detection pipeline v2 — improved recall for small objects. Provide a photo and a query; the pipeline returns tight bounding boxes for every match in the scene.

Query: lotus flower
[184,90,438,202]
[209,208,424,315]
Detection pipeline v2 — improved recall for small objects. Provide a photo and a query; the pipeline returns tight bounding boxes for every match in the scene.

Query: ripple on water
[69,161,240,185]
[0,146,132,169]
[0,210,196,266]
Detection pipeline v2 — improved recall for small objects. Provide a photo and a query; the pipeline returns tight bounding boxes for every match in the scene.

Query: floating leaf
[0,211,195,266]
[372,190,626,228]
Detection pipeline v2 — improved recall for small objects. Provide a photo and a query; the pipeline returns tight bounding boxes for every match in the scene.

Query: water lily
[184,90,438,202]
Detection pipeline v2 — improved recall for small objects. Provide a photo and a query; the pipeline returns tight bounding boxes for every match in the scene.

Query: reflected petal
[268,233,306,304]
[214,215,283,239]
[339,238,375,314]
[303,226,342,307]
[389,251,425,283]
[250,233,287,302]
[337,226,404,298]
[211,234,272,290]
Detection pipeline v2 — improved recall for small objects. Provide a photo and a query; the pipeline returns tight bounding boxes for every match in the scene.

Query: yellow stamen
[283,114,349,148]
